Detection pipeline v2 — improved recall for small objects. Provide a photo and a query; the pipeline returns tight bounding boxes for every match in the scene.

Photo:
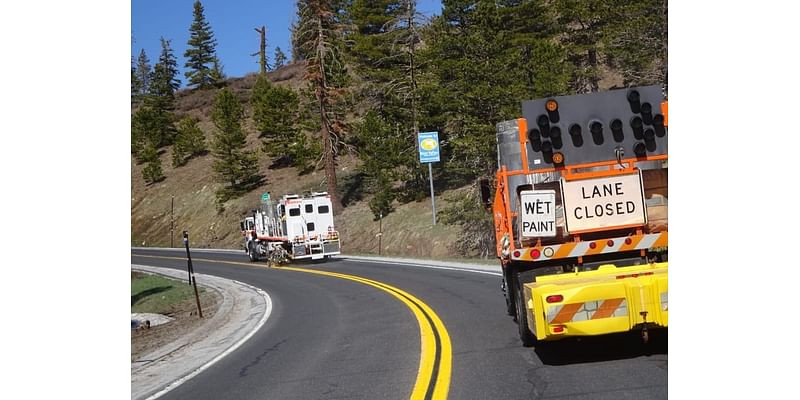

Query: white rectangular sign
[561,172,647,233]
[519,190,557,238]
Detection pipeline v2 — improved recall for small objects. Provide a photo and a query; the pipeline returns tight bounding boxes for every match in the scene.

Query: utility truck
[482,86,668,346]
[241,192,341,263]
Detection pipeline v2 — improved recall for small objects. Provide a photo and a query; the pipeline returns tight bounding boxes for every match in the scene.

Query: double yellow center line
[132,253,452,400]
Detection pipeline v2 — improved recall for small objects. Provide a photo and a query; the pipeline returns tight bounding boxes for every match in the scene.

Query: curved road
[132,248,667,399]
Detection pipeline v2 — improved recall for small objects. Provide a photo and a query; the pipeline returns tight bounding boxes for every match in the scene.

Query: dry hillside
[131,62,472,259]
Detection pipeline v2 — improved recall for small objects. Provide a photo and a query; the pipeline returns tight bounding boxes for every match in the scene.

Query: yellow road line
[132,253,452,400]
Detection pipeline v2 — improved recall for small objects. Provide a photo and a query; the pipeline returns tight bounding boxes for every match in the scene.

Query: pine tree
[132,106,172,161]
[211,88,259,202]
[295,0,351,210]
[601,0,667,87]
[184,0,219,89]
[345,0,435,203]
[151,37,181,101]
[172,116,207,167]
[209,58,226,86]
[273,46,287,69]
[141,144,165,184]
[135,49,152,100]
[131,56,141,105]
[251,75,314,171]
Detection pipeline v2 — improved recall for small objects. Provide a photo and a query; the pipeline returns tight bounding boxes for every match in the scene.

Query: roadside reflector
[607,240,614,247]
[589,242,597,249]
[546,294,563,303]
[553,325,565,333]
[513,250,521,258]
[530,249,541,259]
[625,238,632,245]
[546,99,558,112]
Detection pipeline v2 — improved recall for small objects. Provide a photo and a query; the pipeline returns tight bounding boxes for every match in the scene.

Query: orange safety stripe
[554,242,577,258]
[591,298,625,320]
[585,240,608,256]
[550,303,583,324]
[653,231,668,247]
[618,235,645,252]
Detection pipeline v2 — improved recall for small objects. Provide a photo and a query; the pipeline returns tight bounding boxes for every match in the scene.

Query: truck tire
[248,242,258,262]
[504,270,516,318]
[515,270,537,347]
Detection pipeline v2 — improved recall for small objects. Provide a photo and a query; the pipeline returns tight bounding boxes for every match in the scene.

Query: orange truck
[481,86,668,346]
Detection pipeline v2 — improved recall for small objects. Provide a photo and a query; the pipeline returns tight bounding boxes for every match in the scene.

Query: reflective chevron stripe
[512,232,667,262]
[547,298,628,324]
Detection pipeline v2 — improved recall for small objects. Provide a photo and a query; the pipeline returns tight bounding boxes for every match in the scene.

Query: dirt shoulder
[132,275,221,362]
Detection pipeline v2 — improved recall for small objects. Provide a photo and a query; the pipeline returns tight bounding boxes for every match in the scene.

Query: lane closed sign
[561,172,647,233]
[519,190,556,238]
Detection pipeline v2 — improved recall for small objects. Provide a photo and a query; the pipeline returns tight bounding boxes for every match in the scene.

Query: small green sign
[261,193,270,203]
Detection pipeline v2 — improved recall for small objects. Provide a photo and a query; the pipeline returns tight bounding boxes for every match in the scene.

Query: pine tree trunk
[315,13,340,211]
[256,26,267,75]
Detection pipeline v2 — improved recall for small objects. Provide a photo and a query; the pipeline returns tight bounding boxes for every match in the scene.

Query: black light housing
[641,102,653,125]
[610,118,624,142]
[627,90,641,113]
[633,142,647,157]
[630,116,644,139]
[550,126,563,149]
[653,114,666,137]
[590,121,604,145]
[569,123,583,147]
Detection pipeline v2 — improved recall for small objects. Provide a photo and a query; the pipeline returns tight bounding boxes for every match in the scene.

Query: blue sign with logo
[418,131,440,163]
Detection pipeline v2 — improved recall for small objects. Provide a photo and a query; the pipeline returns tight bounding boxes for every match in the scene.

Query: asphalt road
[131,248,667,400]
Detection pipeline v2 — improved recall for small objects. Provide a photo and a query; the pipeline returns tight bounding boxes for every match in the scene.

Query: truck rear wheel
[248,242,258,262]
[515,270,537,347]
[504,271,516,318]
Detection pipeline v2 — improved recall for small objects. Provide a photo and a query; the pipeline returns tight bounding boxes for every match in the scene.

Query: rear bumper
[289,239,341,260]
[524,262,668,341]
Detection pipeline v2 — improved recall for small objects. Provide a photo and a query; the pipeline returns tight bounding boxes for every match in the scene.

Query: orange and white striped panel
[513,232,667,261]
[547,298,628,324]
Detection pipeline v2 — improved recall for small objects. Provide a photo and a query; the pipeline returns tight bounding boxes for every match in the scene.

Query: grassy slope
[131,62,470,259]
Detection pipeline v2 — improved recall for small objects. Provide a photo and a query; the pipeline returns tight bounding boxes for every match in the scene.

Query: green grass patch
[131,272,205,314]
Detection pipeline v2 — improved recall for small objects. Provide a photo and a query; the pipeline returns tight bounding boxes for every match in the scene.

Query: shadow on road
[534,329,667,366]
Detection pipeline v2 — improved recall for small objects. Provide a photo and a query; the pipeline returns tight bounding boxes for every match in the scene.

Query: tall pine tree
[295,0,351,210]
[184,0,220,89]
[151,37,181,102]
[251,75,315,171]
[211,88,259,203]
[134,49,152,101]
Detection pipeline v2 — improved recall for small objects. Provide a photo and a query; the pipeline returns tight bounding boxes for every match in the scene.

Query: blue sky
[132,0,442,86]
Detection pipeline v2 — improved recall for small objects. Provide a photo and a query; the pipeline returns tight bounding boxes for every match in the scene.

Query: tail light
[546,294,563,303]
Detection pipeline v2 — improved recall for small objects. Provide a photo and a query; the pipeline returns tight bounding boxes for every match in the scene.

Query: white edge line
[140,274,273,400]
[132,247,502,276]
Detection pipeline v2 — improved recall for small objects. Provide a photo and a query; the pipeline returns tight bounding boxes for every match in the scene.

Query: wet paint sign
[418,131,440,163]
[520,190,557,238]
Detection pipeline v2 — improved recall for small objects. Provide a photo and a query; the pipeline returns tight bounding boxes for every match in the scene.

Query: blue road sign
[418,131,440,163]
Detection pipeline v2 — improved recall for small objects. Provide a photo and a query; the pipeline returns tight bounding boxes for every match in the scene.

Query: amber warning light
[545,99,558,112]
